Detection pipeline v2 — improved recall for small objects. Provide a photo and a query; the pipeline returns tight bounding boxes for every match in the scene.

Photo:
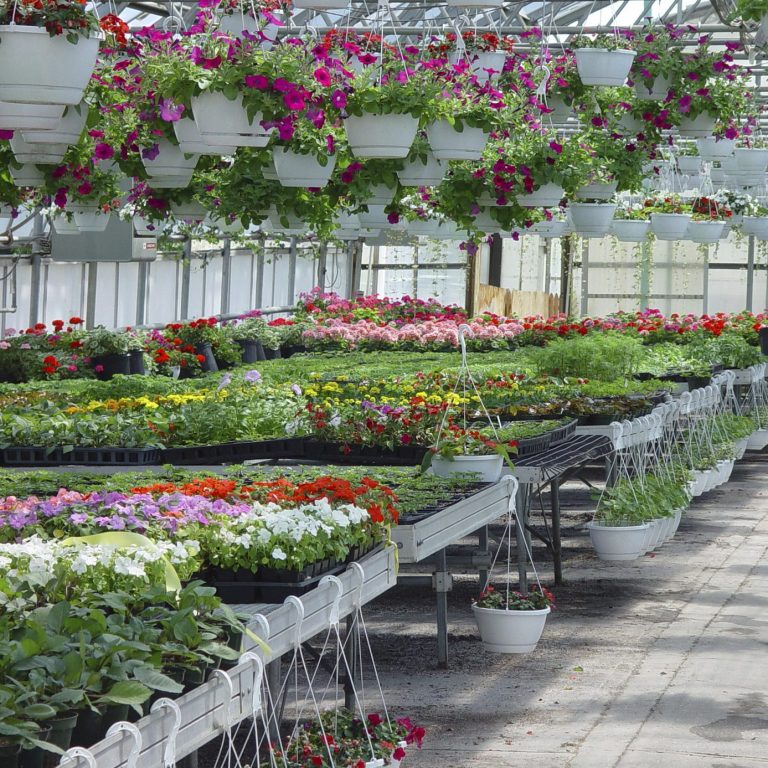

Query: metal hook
[239,651,265,716]
[348,560,366,611]
[319,574,344,628]
[211,668,236,730]
[151,697,183,768]
[106,722,142,768]
[58,748,97,768]
[284,595,305,649]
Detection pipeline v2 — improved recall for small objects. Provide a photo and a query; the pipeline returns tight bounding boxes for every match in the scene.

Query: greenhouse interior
[3,1,768,767]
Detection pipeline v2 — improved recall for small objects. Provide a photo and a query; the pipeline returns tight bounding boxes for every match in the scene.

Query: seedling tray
[302,440,427,466]
[161,437,306,465]
[2,446,161,466]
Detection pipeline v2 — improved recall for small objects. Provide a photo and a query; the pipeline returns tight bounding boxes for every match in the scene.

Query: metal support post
[434,548,450,669]
[317,242,328,293]
[702,244,709,314]
[178,754,198,768]
[747,235,755,312]
[515,483,530,593]
[179,241,192,320]
[580,238,589,316]
[85,261,98,329]
[220,238,232,314]
[28,213,45,327]
[266,658,283,746]
[136,261,148,326]
[287,237,297,304]
[254,242,265,308]
[550,479,563,585]
[343,614,358,710]
[477,525,489,588]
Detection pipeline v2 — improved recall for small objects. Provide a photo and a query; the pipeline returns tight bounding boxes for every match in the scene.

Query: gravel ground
[196,460,768,767]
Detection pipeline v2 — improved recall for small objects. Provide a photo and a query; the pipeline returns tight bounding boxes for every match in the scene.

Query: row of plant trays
[202,542,383,604]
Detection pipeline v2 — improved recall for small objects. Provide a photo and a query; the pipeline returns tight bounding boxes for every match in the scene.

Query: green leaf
[133,666,184,694]
[101,681,151,706]
[23,703,57,721]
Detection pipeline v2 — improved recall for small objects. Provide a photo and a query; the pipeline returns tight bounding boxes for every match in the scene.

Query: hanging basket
[0,27,100,105]
[142,139,199,177]
[520,183,564,208]
[541,96,573,124]
[587,521,650,561]
[471,211,502,234]
[677,114,717,138]
[676,156,701,174]
[272,147,337,187]
[569,203,616,237]
[431,454,503,483]
[51,216,80,235]
[529,220,569,238]
[10,163,45,187]
[147,171,195,189]
[73,208,110,232]
[10,134,68,164]
[472,605,550,653]
[365,184,397,205]
[396,153,446,187]
[741,216,768,240]
[192,92,272,147]
[734,147,768,172]
[747,429,768,451]
[633,74,672,101]
[574,48,636,86]
[575,180,618,201]
[292,0,349,8]
[170,202,207,223]
[686,220,725,243]
[217,10,259,35]
[345,112,419,159]
[21,104,88,145]
[449,50,506,84]
[611,219,650,242]
[0,101,64,130]
[650,213,691,240]
[426,120,489,161]
[696,137,735,161]
[173,118,236,156]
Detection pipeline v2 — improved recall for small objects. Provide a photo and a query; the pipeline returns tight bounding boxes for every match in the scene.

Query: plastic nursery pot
[99,704,130,735]
[129,349,146,375]
[431,454,503,483]
[18,727,52,768]
[0,742,22,768]
[195,342,219,373]
[747,428,768,451]
[587,521,650,562]
[236,339,263,363]
[40,713,78,768]
[472,604,550,653]
[69,707,103,748]
[759,327,768,356]
[92,353,131,380]
[573,48,636,86]
[262,346,282,360]
[344,112,419,159]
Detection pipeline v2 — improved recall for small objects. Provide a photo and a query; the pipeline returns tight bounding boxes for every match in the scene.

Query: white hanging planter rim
[431,454,503,483]
[573,48,636,86]
[345,112,419,159]
[0,101,65,131]
[272,147,336,187]
[472,604,550,654]
[425,120,489,161]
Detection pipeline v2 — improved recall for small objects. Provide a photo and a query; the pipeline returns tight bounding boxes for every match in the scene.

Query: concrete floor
[359,458,768,767]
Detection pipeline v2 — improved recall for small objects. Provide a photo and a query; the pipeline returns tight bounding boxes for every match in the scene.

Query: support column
[287,237,297,304]
[220,238,232,314]
[747,235,755,312]
[515,484,530,593]
[254,241,265,308]
[434,548,450,669]
[488,233,503,287]
[85,261,98,330]
[317,242,328,293]
[28,213,45,327]
[136,261,148,326]
[559,237,573,315]
[179,241,192,320]
[580,238,589,316]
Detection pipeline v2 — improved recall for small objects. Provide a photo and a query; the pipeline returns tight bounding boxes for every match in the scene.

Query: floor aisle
[363,459,768,767]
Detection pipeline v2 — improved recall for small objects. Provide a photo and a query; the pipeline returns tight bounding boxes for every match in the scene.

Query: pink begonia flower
[67,365,77,372]
[20,343,31,350]
[94,365,104,373]
[0,341,9,350]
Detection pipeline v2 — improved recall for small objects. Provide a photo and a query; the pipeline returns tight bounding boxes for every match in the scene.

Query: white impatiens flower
[271,547,287,561]
[113,555,147,579]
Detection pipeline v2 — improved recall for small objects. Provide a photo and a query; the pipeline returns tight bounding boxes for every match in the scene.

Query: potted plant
[472,584,554,653]
[646,195,692,240]
[424,426,510,483]
[441,29,513,85]
[685,196,731,243]
[572,35,637,87]
[168,318,220,372]
[568,199,617,237]
[81,327,131,379]
[611,201,650,242]
[395,134,446,187]
[229,317,268,362]
[0,0,102,106]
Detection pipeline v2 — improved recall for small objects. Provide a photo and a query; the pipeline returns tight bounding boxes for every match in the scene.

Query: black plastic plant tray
[302,440,427,466]
[547,419,578,447]
[161,438,306,465]
[211,561,346,604]
[397,483,490,525]
[2,446,161,466]
[514,431,553,457]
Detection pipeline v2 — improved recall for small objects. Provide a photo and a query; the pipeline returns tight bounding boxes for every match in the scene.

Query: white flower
[271,547,287,561]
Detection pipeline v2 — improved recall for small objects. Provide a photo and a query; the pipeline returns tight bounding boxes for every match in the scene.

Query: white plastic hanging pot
[9,164,45,187]
[365,184,397,205]
[742,216,768,239]
[396,153,446,187]
[611,219,650,242]
[133,216,160,236]
[574,48,636,86]
[470,211,502,234]
[192,92,272,147]
[677,156,701,174]
[520,183,564,208]
[747,428,768,451]
[73,208,110,232]
[696,137,735,160]
[618,114,643,135]
[173,118,236,155]
[266,206,306,232]
[529,220,569,238]
[541,96,573,124]
[293,0,349,7]
[678,115,717,137]
[21,104,88,145]
[669,508,683,540]
[575,181,618,200]
[734,147,768,172]
[587,522,650,561]
[407,219,443,237]
[0,27,100,105]
[569,203,616,236]
[217,10,259,35]
[51,216,80,235]
[633,74,672,101]
[146,172,195,189]
[426,120,489,160]
[734,436,749,460]
[472,605,549,653]
[170,202,207,223]
[10,135,68,164]
[650,213,691,240]
[142,139,199,177]
[345,112,419,159]
[686,220,725,243]
[357,205,392,229]
[0,101,64,131]
[449,50,506,84]
[272,147,336,187]
[431,454,503,483]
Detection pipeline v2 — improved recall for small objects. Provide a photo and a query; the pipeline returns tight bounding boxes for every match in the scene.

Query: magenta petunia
[313,67,331,87]
[284,91,305,111]
[331,89,347,109]
[244,74,270,90]
[94,142,114,160]
[159,99,185,122]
